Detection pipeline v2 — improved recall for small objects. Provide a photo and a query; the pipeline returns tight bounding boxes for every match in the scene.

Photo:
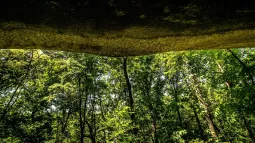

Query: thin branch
[227,49,255,86]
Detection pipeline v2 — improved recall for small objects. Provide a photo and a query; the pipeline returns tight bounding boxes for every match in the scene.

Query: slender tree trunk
[123,57,137,134]
[143,76,158,143]
[153,118,159,143]
[171,76,183,127]
[61,108,71,137]
[183,71,207,140]
[79,76,89,143]
[217,58,255,142]
[227,50,255,140]
[99,93,106,143]
[192,74,219,138]
[227,49,255,86]
[1,51,33,121]
[85,120,96,143]
[186,58,219,139]
[1,83,23,121]
[79,77,85,143]
[90,84,96,143]
[191,104,206,141]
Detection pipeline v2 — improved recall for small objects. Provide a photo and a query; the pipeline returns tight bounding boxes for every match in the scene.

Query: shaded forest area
[1,0,255,25]
[1,49,255,142]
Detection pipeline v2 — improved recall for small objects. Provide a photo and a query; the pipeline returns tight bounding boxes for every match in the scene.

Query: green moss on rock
[1,21,255,56]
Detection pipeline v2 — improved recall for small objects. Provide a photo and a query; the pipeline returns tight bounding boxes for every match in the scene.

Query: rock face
[1,21,255,56]
[1,1,255,56]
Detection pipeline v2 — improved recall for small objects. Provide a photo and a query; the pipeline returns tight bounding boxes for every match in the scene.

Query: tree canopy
[1,48,255,142]
[1,0,255,56]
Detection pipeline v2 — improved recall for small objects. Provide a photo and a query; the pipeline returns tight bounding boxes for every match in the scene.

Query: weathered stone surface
[1,21,255,56]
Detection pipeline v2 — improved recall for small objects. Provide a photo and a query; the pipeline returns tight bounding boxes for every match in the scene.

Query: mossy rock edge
[1,21,255,56]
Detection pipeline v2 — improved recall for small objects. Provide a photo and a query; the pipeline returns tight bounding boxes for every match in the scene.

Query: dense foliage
[1,48,255,142]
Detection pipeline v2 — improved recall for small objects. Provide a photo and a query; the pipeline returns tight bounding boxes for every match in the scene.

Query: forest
[1,1,255,142]
[1,48,255,142]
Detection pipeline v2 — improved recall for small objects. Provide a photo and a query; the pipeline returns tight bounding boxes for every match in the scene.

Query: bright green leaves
[101,101,133,142]
[1,48,255,142]
[172,130,187,143]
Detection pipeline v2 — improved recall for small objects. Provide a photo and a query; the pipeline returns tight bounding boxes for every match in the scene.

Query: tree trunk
[123,57,137,134]
[192,74,219,139]
[191,104,206,141]
[227,49,255,86]
[153,119,159,143]
[171,76,183,127]
[217,57,255,142]
[187,59,219,139]
[61,106,71,137]
[1,51,33,121]
[85,120,96,143]
[99,93,106,143]
[79,77,85,143]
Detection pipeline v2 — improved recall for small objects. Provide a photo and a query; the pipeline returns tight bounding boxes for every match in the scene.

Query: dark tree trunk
[192,74,219,139]
[187,59,219,139]
[191,104,206,141]
[171,76,183,127]
[61,108,71,136]
[220,51,255,142]
[227,49,255,86]
[1,51,33,121]
[99,93,107,143]
[79,77,85,143]
[153,119,159,143]
[123,57,137,134]
[79,76,89,143]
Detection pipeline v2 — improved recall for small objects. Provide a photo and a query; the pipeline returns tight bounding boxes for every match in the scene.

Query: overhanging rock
[1,21,255,56]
